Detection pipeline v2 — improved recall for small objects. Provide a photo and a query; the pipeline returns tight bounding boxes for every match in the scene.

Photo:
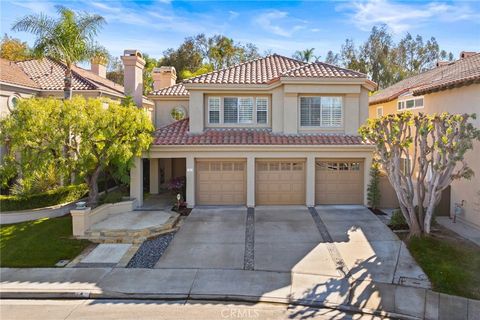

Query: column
[130,157,143,207]
[247,155,255,207]
[185,155,195,208]
[363,154,373,206]
[149,158,159,194]
[306,155,315,207]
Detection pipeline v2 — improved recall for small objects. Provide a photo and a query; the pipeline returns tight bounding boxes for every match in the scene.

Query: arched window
[7,94,21,112]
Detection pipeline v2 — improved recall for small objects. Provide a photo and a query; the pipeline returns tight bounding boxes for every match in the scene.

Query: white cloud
[338,0,480,33]
[254,10,305,37]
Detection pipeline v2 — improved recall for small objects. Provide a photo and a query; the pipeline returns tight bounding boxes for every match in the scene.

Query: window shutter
[238,97,254,123]
[224,97,238,123]
[256,98,268,124]
[208,97,220,124]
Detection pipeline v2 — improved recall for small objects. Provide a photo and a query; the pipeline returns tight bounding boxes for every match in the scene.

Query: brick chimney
[460,51,477,59]
[121,49,145,107]
[90,56,107,78]
[152,66,177,91]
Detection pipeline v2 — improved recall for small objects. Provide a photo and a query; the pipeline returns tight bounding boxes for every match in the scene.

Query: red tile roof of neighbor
[153,118,369,146]
[370,52,480,105]
[0,58,39,89]
[1,57,153,104]
[150,54,371,96]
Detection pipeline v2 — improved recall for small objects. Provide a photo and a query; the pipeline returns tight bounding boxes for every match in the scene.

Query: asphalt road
[0,299,388,320]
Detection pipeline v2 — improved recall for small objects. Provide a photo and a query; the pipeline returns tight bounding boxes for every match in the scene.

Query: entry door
[256,159,306,205]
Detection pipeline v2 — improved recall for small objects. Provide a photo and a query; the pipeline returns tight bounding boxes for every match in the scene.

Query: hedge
[0,184,88,212]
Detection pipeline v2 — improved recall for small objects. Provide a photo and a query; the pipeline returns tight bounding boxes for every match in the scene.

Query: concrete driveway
[155,205,429,287]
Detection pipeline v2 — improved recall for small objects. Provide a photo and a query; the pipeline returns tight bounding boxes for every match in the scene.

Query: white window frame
[208,97,221,124]
[256,97,268,124]
[299,96,343,128]
[397,96,424,111]
[238,97,254,124]
[376,106,384,118]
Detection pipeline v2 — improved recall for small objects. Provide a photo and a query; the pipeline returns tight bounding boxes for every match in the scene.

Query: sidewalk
[1,267,478,320]
[436,217,480,246]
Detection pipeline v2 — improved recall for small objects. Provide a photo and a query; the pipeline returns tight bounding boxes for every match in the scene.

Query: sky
[1,0,479,63]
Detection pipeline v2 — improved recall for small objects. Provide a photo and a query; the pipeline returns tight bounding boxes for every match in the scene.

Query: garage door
[256,159,305,205]
[316,160,364,204]
[196,159,246,205]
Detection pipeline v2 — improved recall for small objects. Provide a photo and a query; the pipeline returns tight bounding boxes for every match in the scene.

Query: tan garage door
[196,159,246,205]
[316,160,364,204]
[256,159,305,205]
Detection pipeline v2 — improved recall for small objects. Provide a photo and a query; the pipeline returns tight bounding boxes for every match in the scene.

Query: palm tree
[293,48,316,62]
[12,6,106,99]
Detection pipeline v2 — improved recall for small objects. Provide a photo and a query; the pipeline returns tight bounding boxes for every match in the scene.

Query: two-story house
[369,52,480,230]
[130,53,376,208]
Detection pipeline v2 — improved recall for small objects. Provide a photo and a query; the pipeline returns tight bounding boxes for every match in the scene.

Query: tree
[159,38,204,81]
[0,96,153,204]
[142,53,158,94]
[324,50,340,66]
[293,48,316,62]
[12,6,106,99]
[359,112,480,236]
[106,56,124,85]
[367,161,381,210]
[0,34,30,61]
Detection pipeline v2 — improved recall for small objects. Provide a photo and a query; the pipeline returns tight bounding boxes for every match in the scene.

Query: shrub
[367,161,381,209]
[0,184,88,212]
[389,208,409,229]
[167,176,186,199]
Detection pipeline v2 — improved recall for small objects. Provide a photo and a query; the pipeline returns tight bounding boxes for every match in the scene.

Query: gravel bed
[244,207,255,270]
[126,232,175,268]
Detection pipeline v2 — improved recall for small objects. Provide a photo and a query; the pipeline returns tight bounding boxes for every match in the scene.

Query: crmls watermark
[220,308,260,319]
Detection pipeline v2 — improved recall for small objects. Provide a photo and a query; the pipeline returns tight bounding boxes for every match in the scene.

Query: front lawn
[406,228,480,300]
[0,216,91,267]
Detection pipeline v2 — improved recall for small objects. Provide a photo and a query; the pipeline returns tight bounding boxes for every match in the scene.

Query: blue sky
[1,0,479,62]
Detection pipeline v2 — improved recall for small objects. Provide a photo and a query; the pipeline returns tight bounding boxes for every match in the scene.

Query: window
[208,97,220,124]
[300,96,342,127]
[7,94,20,112]
[256,98,268,124]
[170,106,186,121]
[238,97,254,123]
[376,106,383,118]
[398,97,424,111]
[209,96,268,125]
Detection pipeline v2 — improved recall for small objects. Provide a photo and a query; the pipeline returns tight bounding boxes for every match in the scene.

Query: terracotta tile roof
[0,58,40,89]
[2,57,153,104]
[16,58,95,91]
[184,54,306,85]
[412,53,480,95]
[281,61,366,78]
[150,83,189,96]
[370,53,480,105]
[153,118,368,146]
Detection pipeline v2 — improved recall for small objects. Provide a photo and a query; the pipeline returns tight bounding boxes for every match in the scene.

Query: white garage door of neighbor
[196,160,246,205]
[315,160,364,204]
[256,159,306,205]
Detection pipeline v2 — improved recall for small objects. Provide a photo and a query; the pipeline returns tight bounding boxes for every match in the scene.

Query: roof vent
[436,61,451,67]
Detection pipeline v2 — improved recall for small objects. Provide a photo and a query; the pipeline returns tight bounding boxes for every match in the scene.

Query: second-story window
[256,98,268,124]
[224,97,238,123]
[239,97,254,123]
[300,96,342,128]
[208,97,220,124]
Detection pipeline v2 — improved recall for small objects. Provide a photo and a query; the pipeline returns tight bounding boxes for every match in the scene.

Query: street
[0,299,387,320]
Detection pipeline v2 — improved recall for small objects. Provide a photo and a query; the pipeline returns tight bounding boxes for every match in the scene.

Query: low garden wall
[71,199,136,237]
[0,201,78,225]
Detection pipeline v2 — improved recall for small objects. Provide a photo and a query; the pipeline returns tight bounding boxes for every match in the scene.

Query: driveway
[155,205,429,287]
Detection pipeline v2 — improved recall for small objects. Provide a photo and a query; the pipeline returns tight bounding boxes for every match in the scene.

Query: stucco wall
[154,99,189,128]
[425,84,480,228]
[186,83,369,135]
[368,99,397,119]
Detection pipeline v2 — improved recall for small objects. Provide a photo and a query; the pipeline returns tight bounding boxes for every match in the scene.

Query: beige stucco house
[369,52,480,229]
[130,54,376,209]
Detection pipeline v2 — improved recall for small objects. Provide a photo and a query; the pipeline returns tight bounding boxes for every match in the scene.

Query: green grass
[407,232,480,299]
[0,184,88,212]
[98,186,129,205]
[0,216,91,267]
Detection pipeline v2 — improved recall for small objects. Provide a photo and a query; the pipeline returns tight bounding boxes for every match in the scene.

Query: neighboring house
[369,51,480,229]
[0,50,154,160]
[131,53,376,209]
